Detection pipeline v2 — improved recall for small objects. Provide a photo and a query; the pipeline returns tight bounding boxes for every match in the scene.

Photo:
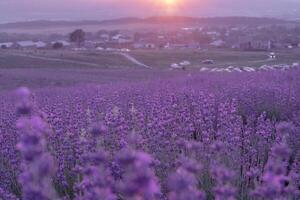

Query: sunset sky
[0,0,299,23]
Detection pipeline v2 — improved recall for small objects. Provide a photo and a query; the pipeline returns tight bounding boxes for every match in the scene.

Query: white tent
[170,63,184,70]
[243,67,256,72]
[180,60,191,66]
[200,67,209,72]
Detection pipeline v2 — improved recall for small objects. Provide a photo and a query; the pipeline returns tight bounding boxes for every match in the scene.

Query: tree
[1,44,7,49]
[52,42,63,49]
[69,29,85,47]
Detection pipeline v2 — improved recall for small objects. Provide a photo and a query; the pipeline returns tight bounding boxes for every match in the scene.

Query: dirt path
[116,53,151,69]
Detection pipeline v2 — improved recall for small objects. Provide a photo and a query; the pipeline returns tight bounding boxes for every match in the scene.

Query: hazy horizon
[0,0,300,23]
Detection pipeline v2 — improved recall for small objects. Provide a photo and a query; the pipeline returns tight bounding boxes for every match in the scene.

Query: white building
[35,41,47,48]
[133,42,155,49]
[17,41,36,48]
[112,34,132,43]
[100,33,110,41]
[0,42,13,48]
[210,40,225,47]
[17,41,46,48]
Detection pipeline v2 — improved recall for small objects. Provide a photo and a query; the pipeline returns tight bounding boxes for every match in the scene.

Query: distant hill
[143,16,289,25]
[0,16,292,29]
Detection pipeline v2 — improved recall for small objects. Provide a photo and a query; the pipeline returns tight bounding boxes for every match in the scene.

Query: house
[111,34,122,41]
[100,33,110,42]
[85,41,98,48]
[210,40,225,47]
[292,62,299,67]
[119,36,133,43]
[35,41,47,48]
[17,41,36,48]
[206,31,220,40]
[206,31,220,36]
[0,42,13,49]
[112,34,133,43]
[133,42,155,49]
[15,41,47,49]
[165,42,199,49]
[239,40,273,51]
[252,41,272,50]
[96,47,104,51]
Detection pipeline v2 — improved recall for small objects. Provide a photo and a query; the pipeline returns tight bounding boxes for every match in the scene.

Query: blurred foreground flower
[16,87,58,200]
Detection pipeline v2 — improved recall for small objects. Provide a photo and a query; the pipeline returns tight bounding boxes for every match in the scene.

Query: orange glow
[164,0,177,6]
[158,0,180,14]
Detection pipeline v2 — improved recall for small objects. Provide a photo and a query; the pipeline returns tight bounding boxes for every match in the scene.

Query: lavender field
[0,67,299,200]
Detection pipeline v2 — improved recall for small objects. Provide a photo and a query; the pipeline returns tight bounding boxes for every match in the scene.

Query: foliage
[69,29,85,47]
[0,69,300,199]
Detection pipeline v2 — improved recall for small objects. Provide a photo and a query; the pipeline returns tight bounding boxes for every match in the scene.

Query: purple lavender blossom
[168,168,205,200]
[0,68,299,199]
[15,88,58,200]
[116,148,161,200]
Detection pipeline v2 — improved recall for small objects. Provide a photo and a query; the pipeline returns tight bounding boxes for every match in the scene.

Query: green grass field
[131,49,300,69]
[1,48,299,70]
[0,48,299,91]
[0,50,139,69]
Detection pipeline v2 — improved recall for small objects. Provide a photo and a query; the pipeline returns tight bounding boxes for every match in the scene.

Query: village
[1,23,300,52]
[0,21,300,72]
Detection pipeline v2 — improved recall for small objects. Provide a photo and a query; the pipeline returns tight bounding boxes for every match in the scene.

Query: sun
[153,0,179,14]
[164,0,177,6]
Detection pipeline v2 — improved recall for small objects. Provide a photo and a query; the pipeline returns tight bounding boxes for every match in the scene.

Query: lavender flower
[211,164,236,200]
[16,88,58,200]
[252,141,297,199]
[116,148,161,200]
[1,68,300,200]
[0,187,19,200]
[168,167,205,200]
[75,150,116,200]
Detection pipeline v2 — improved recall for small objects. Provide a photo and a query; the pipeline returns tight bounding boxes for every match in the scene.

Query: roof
[0,42,13,47]
[17,41,36,47]
[35,41,47,48]
[210,40,225,47]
